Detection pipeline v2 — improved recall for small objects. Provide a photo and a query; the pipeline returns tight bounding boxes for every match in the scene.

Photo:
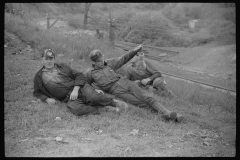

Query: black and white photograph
[4,2,236,157]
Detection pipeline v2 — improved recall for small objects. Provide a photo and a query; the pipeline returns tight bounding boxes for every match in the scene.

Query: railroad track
[113,41,236,96]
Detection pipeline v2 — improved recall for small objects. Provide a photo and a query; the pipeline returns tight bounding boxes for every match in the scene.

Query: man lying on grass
[85,45,184,123]
[125,52,174,98]
[33,49,127,116]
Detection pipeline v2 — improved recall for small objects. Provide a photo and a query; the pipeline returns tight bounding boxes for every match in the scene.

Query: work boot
[175,114,184,123]
[152,102,177,121]
[113,99,129,111]
[162,111,177,121]
[105,106,120,113]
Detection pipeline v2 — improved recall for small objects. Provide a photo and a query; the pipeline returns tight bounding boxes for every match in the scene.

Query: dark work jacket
[85,49,138,92]
[125,60,162,82]
[33,63,86,102]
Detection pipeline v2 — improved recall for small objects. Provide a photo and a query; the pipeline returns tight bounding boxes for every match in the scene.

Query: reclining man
[85,45,184,122]
[33,49,126,116]
[125,52,173,97]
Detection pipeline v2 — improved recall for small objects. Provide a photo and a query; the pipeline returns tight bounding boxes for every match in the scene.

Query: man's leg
[153,77,174,97]
[110,79,178,121]
[116,92,150,108]
[81,83,115,106]
[67,98,99,116]
[81,83,127,111]
[128,81,183,121]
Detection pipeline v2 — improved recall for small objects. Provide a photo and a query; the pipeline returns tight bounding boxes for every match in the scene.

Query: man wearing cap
[33,49,127,116]
[125,53,173,97]
[85,45,184,122]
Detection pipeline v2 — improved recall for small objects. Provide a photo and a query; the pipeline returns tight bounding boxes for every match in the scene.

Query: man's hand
[134,80,140,83]
[70,86,80,100]
[46,98,57,105]
[133,45,143,52]
[163,79,167,85]
[141,78,151,85]
[95,89,104,94]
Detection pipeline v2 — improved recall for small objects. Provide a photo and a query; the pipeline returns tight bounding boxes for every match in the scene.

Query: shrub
[5,12,111,62]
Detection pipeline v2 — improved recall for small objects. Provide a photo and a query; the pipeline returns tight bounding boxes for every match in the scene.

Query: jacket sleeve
[64,64,86,87]
[107,49,138,71]
[145,60,162,81]
[33,74,49,101]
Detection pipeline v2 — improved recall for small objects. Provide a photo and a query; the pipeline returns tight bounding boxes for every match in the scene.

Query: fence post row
[46,13,50,29]
[46,13,61,29]
[108,18,115,46]
[5,8,27,25]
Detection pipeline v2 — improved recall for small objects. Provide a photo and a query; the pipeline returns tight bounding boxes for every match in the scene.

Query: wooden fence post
[108,18,115,48]
[46,13,49,29]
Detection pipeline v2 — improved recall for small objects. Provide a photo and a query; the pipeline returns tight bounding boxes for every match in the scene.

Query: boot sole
[169,112,177,120]
[176,115,184,123]
[162,112,177,121]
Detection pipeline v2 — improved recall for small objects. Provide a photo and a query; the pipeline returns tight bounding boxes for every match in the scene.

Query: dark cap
[42,49,56,58]
[89,49,102,62]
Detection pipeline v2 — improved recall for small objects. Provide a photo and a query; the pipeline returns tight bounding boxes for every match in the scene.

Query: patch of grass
[164,76,236,114]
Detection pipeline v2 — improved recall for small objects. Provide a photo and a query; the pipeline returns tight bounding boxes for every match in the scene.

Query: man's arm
[107,45,142,71]
[62,63,86,87]
[145,60,162,82]
[61,63,87,100]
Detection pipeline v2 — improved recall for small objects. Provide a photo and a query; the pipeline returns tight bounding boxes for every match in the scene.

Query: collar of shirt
[42,64,57,72]
[131,62,146,71]
[92,61,107,69]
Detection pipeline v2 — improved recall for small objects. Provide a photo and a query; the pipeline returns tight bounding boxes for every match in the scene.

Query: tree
[83,3,92,29]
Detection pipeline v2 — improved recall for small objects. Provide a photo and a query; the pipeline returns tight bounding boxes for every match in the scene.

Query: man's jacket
[85,50,138,92]
[33,63,86,102]
[125,60,162,82]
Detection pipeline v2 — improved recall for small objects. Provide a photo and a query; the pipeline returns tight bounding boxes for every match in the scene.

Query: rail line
[114,42,236,96]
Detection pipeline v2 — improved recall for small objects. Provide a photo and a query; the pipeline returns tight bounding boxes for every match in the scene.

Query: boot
[175,114,184,123]
[162,111,177,121]
[112,99,128,111]
[152,102,177,121]
[105,106,120,113]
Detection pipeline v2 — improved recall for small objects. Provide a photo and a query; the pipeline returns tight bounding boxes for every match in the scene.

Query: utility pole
[83,3,91,30]
[108,3,115,47]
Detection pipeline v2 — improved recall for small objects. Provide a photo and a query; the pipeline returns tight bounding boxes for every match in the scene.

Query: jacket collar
[37,63,59,77]
[92,61,107,69]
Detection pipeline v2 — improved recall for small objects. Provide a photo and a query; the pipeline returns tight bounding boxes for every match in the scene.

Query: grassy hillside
[4,3,236,157]
[5,3,235,47]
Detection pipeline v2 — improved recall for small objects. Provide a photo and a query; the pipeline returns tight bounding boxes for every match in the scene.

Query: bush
[68,17,83,29]
[133,3,166,10]
[5,12,111,62]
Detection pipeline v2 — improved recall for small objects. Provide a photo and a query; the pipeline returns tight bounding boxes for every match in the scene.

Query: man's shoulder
[145,60,155,68]
[84,67,94,75]
[105,57,121,64]
[56,62,69,68]
[126,63,134,69]
[35,66,44,77]
[126,63,135,73]
[105,58,114,64]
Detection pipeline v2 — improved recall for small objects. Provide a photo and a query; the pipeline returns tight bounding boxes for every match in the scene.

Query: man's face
[97,54,105,64]
[42,56,55,69]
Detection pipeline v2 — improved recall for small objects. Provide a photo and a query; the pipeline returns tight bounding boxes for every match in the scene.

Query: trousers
[108,78,170,114]
[67,83,114,116]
